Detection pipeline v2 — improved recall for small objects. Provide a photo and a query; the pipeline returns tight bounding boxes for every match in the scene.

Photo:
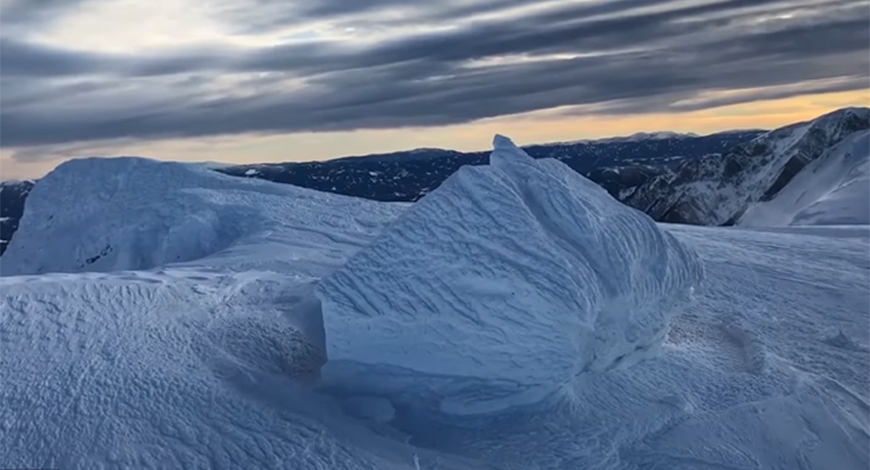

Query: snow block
[317,135,705,415]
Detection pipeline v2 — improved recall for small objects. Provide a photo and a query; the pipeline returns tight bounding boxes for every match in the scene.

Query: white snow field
[1,138,868,469]
[740,130,870,227]
[317,135,704,415]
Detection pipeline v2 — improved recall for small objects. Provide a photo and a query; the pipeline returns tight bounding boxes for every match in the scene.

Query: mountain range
[216,129,762,202]
[625,107,870,225]
[0,130,761,256]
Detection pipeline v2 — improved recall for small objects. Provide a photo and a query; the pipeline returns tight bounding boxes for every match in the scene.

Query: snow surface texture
[0,158,462,470]
[1,156,406,278]
[2,142,868,469]
[740,130,870,227]
[317,135,705,415]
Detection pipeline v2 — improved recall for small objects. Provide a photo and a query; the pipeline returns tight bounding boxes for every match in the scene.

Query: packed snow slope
[626,107,870,225]
[2,139,868,469]
[317,135,705,415]
[740,130,870,227]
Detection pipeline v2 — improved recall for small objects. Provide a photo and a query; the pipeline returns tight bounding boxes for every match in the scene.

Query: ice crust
[317,135,705,414]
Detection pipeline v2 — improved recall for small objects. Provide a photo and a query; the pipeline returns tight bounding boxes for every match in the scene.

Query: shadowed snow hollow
[1,157,404,277]
[317,135,705,415]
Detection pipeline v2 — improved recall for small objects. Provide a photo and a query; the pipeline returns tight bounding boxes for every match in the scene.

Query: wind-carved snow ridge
[1,158,259,275]
[317,134,705,416]
[1,156,404,277]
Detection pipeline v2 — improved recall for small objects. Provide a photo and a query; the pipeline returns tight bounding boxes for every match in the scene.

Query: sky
[1,0,868,180]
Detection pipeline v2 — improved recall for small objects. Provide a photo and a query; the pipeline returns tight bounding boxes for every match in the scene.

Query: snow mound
[1,157,403,277]
[740,130,870,227]
[317,134,705,415]
[0,269,451,470]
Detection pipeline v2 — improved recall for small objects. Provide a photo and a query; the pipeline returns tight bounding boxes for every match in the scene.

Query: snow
[740,130,869,227]
[621,131,699,141]
[0,269,464,470]
[557,131,703,145]
[627,107,869,226]
[0,178,36,185]
[343,396,397,424]
[788,132,869,226]
[316,135,704,415]
[1,138,867,469]
[1,156,405,277]
[195,160,238,170]
[0,158,446,470]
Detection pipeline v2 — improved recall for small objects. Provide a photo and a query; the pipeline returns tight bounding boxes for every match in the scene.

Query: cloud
[1,0,868,154]
[209,0,533,34]
[669,76,870,112]
[0,0,95,28]
[0,38,107,77]
[7,139,133,163]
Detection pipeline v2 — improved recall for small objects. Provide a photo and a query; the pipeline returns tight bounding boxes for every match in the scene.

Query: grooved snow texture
[1,156,404,277]
[317,135,705,415]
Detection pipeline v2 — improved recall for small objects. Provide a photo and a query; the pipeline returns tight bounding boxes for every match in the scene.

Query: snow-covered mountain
[586,164,671,199]
[1,135,867,469]
[739,130,870,227]
[625,107,870,225]
[0,179,34,256]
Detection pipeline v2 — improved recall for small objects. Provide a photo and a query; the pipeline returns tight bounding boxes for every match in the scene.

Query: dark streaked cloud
[0,38,107,77]
[5,0,839,78]
[211,0,533,34]
[0,0,94,27]
[1,0,868,154]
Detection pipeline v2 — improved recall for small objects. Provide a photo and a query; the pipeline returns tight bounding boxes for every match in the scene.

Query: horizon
[1,0,868,180]
[0,102,864,181]
[0,105,867,183]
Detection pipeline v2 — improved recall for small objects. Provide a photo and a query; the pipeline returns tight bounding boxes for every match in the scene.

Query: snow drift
[740,130,870,227]
[0,157,405,277]
[317,135,705,415]
[0,268,450,470]
[0,159,436,469]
